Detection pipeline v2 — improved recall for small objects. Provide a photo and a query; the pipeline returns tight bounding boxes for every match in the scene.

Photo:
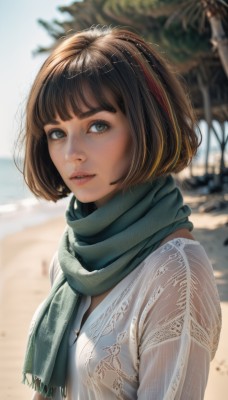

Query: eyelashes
[89,120,110,133]
[46,129,65,140]
[45,119,111,141]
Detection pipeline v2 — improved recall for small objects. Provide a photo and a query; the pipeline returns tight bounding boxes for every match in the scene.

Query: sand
[0,190,227,399]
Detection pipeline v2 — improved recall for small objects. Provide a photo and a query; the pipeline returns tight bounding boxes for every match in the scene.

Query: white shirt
[50,238,221,400]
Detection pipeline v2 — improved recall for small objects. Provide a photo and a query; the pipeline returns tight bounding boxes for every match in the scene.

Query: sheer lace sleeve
[137,239,221,400]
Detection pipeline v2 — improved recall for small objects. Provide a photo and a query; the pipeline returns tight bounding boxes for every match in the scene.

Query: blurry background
[0,0,71,238]
[0,0,70,158]
[0,1,227,399]
[0,0,227,239]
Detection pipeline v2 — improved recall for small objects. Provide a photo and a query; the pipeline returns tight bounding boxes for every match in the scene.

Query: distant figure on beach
[19,26,221,399]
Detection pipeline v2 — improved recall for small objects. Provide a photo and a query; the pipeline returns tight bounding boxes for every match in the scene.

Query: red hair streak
[137,59,170,116]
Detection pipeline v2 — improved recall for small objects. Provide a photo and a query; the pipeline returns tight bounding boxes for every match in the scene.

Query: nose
[65,136,86,163]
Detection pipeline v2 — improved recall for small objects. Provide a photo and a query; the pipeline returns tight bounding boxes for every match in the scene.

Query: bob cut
[20,26,200,201]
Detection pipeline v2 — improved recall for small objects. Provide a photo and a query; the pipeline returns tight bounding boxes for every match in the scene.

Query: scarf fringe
[22,374,67,398]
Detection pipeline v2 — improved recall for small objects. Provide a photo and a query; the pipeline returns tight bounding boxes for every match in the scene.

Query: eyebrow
[77,106,116,119]
[44,106,117,126]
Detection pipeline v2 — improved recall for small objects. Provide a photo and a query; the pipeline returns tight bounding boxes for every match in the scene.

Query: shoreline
[0,197,69,240]
[0,190,227,399]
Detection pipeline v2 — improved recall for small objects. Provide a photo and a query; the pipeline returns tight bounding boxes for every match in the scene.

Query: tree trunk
[207,14,228,78]
[219,122,227,176]
[210,121,228,180]
[197,70,212,175]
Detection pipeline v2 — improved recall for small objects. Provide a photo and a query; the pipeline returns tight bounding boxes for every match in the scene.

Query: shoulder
[142,238,216,286]
[140,238,221,308]
[137,238,221,356]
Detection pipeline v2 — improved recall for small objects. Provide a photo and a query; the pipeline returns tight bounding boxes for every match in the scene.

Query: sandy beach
[0,188,227,399]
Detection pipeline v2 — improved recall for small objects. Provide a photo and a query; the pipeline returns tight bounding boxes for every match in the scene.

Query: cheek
[120,131,133,164]
[48,144,58,162]
[107,134,132,176]
[105,136,131,167]
[48,146,62,172]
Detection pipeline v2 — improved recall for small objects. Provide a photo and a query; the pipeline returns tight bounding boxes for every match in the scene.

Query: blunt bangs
[34,54,132,129]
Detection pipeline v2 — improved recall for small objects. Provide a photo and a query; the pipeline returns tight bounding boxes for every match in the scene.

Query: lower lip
[70,175,96,186]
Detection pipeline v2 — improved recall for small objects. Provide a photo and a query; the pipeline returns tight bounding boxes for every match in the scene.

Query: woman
[21,26,221,399]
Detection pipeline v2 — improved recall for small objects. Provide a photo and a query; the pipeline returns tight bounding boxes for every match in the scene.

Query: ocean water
[0,157,68,239]
[0,138,225,239]
[0,158,32,206]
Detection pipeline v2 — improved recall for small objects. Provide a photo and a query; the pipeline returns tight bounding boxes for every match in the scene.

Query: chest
[81,289,112,326]
[67,288,140,399]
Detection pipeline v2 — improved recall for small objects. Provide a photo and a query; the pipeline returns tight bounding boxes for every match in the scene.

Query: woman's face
[44,94,132,207]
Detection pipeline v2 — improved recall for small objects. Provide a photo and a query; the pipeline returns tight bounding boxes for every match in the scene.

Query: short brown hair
[20,26,200,201]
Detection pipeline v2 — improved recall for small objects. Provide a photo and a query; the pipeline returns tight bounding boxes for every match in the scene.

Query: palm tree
[165,0,228,77]
[164,0,228,178]
[201,0,228,77]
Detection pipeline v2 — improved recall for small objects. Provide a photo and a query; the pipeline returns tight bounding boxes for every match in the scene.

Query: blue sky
[0,0,72,157]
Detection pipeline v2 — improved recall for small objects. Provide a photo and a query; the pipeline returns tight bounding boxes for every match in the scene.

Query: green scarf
[22,175,192,397]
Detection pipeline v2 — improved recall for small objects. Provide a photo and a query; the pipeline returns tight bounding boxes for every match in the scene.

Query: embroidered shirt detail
[49,239,221,400]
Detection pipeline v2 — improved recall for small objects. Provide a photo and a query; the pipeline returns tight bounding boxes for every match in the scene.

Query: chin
[73,188,116,207]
